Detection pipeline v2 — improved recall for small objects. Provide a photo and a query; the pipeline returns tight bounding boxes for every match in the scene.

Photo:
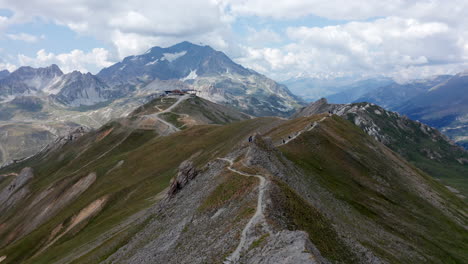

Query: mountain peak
[170,41,203,49]
[47,64,62,72]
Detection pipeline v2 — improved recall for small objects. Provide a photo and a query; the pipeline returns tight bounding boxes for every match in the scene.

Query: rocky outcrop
[167,160,199,197]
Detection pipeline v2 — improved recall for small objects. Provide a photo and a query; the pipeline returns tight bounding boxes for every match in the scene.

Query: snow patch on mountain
[162,51,187,62]
[181,70,198,81]
[145,59,159,66]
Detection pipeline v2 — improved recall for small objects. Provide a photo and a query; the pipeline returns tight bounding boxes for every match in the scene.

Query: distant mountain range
[344,74,467,149]
[395,73,468,148]
[354,75,453,109]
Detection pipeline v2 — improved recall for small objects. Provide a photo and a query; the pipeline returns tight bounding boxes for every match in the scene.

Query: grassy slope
[273,115,467,263]
[0,117,275,263]
[270,178,358,263]
[172,96,251,125]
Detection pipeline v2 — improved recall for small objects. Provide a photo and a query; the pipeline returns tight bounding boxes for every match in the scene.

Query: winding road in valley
[218,157,269,264]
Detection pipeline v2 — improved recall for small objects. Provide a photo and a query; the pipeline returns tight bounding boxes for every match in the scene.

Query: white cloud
[18,48,114,73]
[235,16,468,80]
[0,62,16,72]
[0,0,467,81]
[246,27,282,47]
[225,0,468,23]
[6,32,43,43]
[0,0,232,58]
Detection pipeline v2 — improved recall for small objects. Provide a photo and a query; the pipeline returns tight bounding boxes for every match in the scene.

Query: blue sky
[0,0,467,81]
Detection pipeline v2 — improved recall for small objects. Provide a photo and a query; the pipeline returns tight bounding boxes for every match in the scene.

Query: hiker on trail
[248,135,253,142]
[288,135,291,139]
[282,139,286,144]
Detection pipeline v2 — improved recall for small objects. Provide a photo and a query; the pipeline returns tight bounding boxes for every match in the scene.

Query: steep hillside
[0,96,465,263]
[294,98,468,195]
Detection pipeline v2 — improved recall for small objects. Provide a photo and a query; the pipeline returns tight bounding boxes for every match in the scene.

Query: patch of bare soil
[36,196,109,256]
[96,127,114,142]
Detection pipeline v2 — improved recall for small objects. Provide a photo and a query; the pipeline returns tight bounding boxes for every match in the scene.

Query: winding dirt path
[218,158,268,264]
[147,94,190,132]
[279,116,328,146]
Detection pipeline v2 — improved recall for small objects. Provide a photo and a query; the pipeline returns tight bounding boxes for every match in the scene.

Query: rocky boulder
[167,160,198,197]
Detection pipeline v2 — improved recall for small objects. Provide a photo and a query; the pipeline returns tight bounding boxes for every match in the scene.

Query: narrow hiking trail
[147,94,190,132]
[218,158,270,264]
[278,115,329,146]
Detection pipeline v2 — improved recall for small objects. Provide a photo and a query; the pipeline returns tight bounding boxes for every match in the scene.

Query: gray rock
[167,160,199,197]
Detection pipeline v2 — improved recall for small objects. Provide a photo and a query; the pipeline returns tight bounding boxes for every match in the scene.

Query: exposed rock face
[167,160,199,197]
[54,71,115,107]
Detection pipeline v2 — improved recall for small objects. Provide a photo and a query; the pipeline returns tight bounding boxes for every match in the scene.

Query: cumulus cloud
[0,0,232,58]
[236,16,468,80]
[17,48,114,73]
[0,62,16,72]
[226,0,468,23]
[246,27,282,47]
